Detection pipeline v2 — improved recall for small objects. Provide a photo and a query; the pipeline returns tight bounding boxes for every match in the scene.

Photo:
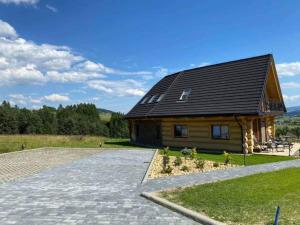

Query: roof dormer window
[179,89,191,101]
[156,93,165,102]
[148,95,157,103]
[140,96,149,104]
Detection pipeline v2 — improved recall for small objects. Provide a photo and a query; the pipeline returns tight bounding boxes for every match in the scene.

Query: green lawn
[161,168,300,225]
[0,135,141,154]
[161,149,294,166]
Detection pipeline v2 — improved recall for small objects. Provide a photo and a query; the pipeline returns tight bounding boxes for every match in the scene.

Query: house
[125,54,286,153]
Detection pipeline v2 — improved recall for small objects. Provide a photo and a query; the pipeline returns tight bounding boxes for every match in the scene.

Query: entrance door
[135,121,162,146]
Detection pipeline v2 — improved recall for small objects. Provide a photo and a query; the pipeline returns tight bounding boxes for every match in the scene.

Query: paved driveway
[0,149,198,225]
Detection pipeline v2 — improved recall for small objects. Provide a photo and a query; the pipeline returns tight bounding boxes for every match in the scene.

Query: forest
[0,101,128,138]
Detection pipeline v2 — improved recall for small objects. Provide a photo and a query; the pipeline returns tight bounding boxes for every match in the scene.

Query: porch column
[246,119,254,153]
[266,117,274,140]
[242,120,248,154]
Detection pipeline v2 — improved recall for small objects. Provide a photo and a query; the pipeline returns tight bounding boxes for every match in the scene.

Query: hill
[286,105,300,116]
[97,108,114,122]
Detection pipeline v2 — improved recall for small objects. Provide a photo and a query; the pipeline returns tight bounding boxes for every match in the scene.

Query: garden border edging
[141,191,225,225]
[141,149,159,183]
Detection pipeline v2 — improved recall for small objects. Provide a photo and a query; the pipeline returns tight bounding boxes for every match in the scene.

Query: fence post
[274,206,280,225]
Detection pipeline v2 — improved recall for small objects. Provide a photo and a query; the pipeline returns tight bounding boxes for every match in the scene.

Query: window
[174,125,188,137]
[179,89,191,101]
[211,125,229,139]
[140,97,149,104]
[148,95,157,103]
[156,93,165,102]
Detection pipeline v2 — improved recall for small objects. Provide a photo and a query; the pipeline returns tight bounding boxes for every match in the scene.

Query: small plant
[213,162,219,167]
[195,158,205,170]
[162,146,169,155]
[162,155,170,169]
[99,142,102,148]
[174,156,182,166]
[190,147,197,159]
[21,143,26,150]
[181,165,189,172]
[224,151,232,165]
[181,147,191,157]
[162,165,173,174]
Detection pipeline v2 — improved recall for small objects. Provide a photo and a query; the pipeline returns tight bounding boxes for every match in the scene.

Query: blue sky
[0,0,300,112]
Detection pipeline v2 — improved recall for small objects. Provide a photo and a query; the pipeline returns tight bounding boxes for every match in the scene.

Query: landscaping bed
[148,148,238,179]
[149,154,237,179]
[160,168,300,225]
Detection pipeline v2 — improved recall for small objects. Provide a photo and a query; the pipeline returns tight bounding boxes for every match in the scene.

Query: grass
[161,168,300,225]
[161,149,294,166]
[0,135,141,154]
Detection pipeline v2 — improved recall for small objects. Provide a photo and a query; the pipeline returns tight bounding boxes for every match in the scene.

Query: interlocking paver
[0,149,199,225]
[0,148,101,184]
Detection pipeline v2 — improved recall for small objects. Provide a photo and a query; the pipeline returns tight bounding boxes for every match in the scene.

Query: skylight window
[148,95,157,103]
[179,89,191,101]
[140,96,149,104]
[156,93,165,102]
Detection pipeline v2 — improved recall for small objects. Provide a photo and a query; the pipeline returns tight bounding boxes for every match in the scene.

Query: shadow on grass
[104,140,152,148]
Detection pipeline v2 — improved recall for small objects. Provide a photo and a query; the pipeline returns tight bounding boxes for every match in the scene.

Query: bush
[181,165,189,172]
[213,162,219,167]
[224,151,232,165]
[195,158,205,170]
[174,156,182,166]
[162,146,169,155]
[162,165,173,174]
[181,147,192,157]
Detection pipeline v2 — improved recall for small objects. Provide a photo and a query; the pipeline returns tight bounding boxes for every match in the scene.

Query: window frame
[156,93,165,102]
[148,95,157,103]
[211,125,230,140]
[178,88,191,102]
[174,125,188,138]
[140,97,149,104]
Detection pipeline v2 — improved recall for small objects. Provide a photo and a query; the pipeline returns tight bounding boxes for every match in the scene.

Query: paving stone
[0,149,199,225]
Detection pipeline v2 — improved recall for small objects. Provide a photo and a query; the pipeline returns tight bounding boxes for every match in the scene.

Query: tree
[291,126,300,139]
[109,112,128,138]
[0,101,18,134]
[37,106,57,134]
[276,126,289,138]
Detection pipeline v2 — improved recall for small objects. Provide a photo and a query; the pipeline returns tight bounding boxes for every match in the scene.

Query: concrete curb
[141,149,159,183]
[141,192,225,225]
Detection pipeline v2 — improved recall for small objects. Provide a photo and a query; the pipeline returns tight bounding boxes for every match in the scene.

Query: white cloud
[0,20,18,38]
[0,20,154,88]
[282,82,300,89]
[46,71,105,83]
[9,93,42,105]
[0,0,38,4]
[46,4,57,13]
[0,64,46,86]
[276,62,300,76]
[88,79,145,97]
[283,94,300,103]
[44,94,70,102]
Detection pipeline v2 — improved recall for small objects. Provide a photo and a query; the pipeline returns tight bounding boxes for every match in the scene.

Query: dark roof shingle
[126,54,274,118]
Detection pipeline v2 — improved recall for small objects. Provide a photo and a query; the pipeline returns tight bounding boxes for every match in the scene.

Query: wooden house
[125,54,286,153]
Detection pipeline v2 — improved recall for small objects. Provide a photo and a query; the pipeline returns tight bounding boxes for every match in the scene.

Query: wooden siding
[160,117,242,152]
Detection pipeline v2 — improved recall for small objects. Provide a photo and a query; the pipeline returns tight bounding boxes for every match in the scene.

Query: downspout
[234,115,246,165]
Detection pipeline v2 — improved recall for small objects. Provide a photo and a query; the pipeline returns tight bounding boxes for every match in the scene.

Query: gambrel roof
[125,54,286,119]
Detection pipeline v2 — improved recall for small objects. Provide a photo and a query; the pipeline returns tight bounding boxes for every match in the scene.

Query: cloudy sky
[0,0,300,112]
